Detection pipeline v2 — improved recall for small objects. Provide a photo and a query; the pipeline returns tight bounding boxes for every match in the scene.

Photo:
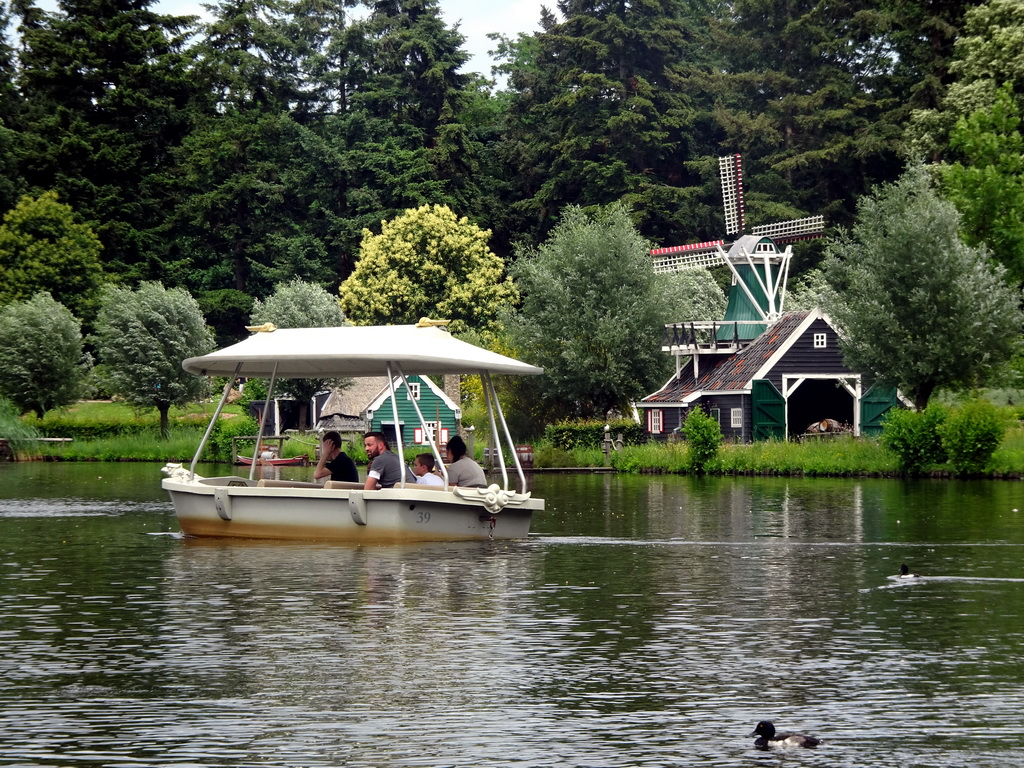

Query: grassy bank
[519,426,1024,478]
[14,401,1024,478]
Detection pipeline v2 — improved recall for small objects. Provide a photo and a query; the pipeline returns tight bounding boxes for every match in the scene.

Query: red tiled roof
[642,311,810,403]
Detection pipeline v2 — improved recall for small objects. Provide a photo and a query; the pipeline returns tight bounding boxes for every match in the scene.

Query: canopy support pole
[385,363,408,488]
[482,371,525,492]
[249,363,279,482]
[394,363,449,487]
[189,363,242,480]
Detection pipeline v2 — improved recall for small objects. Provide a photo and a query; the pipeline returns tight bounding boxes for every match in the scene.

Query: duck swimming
[749,721,822,749]
[899,563,920,578]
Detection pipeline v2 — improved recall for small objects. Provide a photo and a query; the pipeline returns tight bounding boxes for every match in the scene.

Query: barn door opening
[752,379,785,441]
[860,385,899,436]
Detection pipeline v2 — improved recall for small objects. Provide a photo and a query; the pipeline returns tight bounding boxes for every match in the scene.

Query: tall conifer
[496,0,718,248]
[15,0,197,280]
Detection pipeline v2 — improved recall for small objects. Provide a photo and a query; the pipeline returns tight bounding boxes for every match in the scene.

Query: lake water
[1,462,1023,767]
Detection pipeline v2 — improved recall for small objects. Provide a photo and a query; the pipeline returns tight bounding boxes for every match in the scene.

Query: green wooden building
[363,375,461,449]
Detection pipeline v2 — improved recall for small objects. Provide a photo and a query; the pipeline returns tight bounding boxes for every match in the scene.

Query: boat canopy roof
[182,324,544,378]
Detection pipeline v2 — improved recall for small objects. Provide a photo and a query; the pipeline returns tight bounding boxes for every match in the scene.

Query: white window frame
[648,409,663,434]
[406,382,421,400]
[709,408,721,425]
[413,423,448,445]
[731,408,742,429]
[813,332,827,349]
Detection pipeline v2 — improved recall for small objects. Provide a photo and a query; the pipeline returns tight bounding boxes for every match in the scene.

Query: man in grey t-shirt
[362,431,415,489]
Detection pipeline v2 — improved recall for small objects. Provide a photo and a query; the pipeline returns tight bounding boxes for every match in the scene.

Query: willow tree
[822,165,1022,409]
[506,202,670,421]
[92,282,214,437]
[0,292,90,417]
[250,279,348,427]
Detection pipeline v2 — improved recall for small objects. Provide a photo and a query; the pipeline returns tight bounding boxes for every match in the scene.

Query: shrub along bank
[14,400,1024,479]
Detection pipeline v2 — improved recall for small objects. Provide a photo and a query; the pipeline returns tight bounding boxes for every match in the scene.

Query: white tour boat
[161,321,544,542]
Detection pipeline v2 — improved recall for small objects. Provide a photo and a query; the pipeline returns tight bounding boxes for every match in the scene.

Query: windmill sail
[751,215,824,243]
[719,154,744,236]
[651,153,825,277]
[650,240,725,274]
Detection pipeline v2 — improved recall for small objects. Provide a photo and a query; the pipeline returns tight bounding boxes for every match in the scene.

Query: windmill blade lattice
[719,154,744,236]
[650,153,826,277]
[750,215,825,243]
[650,240,725,274]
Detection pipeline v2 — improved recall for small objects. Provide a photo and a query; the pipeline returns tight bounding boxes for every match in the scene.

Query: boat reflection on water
[158,538,539,706]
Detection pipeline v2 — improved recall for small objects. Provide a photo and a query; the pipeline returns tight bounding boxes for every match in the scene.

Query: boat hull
[161,470,540,543]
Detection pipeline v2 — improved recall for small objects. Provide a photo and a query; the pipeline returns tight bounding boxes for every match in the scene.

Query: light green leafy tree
[0,191,104,321]
[907,0,1024,159]
[0,292,91,417]
[506,202,671,420]
[92,282,214,438]
[250,279,348,427]
[784,268,833,312]
[941,85,1024,285]
[339,204,517,335]
[822,165,1022,410]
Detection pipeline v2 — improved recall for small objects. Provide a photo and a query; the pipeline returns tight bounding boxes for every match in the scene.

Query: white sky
[152,0,549,79]
[438,0,547,76]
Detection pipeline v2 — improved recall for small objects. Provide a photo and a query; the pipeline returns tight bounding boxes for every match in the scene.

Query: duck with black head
[749,721,822,749]
[899,563,920,578]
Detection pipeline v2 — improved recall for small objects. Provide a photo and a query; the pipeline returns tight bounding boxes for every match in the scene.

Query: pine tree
[15,0,197,280]
[171,0,345,299]
[497,0,716,247]
[0,1,24,214]
[328,0,487,248]
[708,0,907,231]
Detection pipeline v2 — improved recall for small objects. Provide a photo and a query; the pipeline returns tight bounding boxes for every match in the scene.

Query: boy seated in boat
[314,431,359,483]
[363,431,417,489]
[412,453,444,486]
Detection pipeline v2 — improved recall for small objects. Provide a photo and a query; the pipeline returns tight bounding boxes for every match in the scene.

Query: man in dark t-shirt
[313,431,359,483]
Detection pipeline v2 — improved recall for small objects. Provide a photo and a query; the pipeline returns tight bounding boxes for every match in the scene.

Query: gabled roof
[641,310,815,405]
[320,377,390,418]
[364,375,461,420]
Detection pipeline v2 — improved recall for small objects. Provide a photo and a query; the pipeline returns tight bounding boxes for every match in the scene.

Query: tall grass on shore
[609,435,897,475]
[987,427,1024,475]
[1,396,42,459]
[44,428,208,462]
[20,397,1024,477]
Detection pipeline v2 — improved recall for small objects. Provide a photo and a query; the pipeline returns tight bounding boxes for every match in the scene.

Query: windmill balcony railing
[661,321,766,354]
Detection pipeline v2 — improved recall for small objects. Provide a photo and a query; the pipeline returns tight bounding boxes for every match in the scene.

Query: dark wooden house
[638,308,898,441]
[639,155,900,442]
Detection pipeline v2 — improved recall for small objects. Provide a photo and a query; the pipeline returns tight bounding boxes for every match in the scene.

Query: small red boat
[237,454,309,466]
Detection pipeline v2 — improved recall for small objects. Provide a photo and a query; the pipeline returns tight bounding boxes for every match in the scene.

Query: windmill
[652,154,825,347]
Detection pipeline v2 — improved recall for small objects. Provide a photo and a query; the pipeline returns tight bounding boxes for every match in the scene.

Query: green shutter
[860,384,899,436]
[752,379,786,441]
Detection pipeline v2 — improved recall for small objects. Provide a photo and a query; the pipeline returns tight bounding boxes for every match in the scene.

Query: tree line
[3,0,1020,305]
[1,0,1023,433]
